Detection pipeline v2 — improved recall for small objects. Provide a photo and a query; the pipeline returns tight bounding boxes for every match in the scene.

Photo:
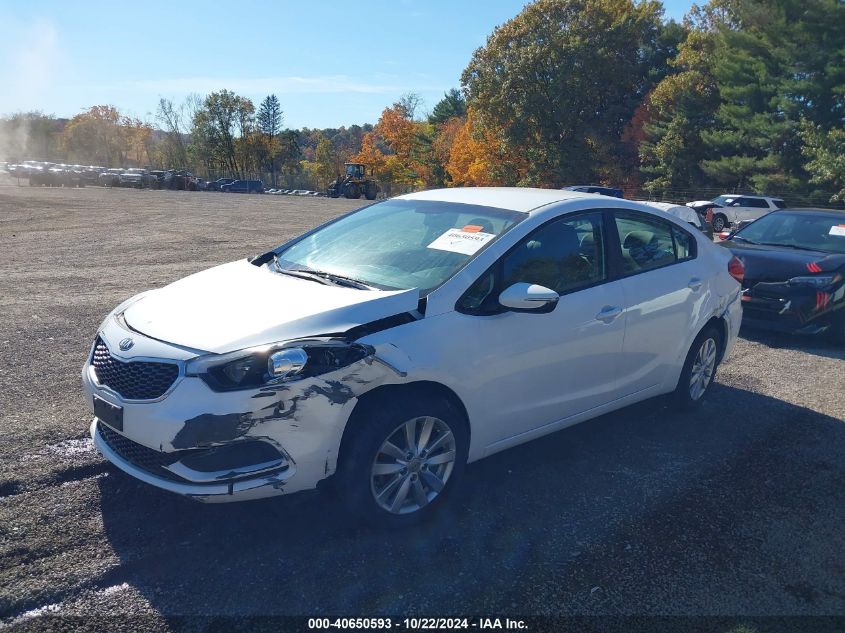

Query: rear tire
[672,325,722,410]
[336,392,468,528]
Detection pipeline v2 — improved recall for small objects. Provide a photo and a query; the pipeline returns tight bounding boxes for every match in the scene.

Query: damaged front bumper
[741,281,845,335]
[83,319,395,503]
[90,418,296,501]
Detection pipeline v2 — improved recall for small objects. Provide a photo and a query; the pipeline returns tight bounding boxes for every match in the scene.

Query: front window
[502,212,606,293]
[732,212,845,254]
[459,211,607,313]
[273,199,525,292]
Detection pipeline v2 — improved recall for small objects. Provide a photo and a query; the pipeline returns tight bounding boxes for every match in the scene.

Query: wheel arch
[698,314,729,362]
[337,380,471,468]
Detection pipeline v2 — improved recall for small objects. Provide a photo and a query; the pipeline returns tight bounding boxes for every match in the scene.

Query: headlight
[185,339,373,392]
[788,273,842,288]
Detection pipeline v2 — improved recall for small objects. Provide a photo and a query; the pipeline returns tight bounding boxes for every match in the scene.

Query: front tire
[344,183,361,199]
[712,213,728,233]
[673,326,722,410]
[336,392,468,528]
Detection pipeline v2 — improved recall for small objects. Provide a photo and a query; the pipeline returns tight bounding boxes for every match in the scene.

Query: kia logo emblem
[119,338,135,351]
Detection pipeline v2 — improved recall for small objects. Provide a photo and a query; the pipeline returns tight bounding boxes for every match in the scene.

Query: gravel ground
[0,182,843,629]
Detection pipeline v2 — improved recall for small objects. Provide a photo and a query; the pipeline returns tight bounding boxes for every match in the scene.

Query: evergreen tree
[428,89,467,125]
[257,94,283,186]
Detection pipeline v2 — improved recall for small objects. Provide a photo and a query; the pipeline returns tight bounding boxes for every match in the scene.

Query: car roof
[719,193,783,200]
[398,187,593,213]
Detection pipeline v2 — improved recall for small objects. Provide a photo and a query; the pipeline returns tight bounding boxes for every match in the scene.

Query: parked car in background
[719,207,845,342]
[705,195,786,233]
[84,187,741,525]
[81,166,105,185]
[163,170,193,190]
[119,168,154,188]
[30,164,85,188]
[148,171,166,189]
[221,179,263,193]
[207,178,236,192]
[562,185,624,198]
[638,201,713,240]
[99,168,124,187]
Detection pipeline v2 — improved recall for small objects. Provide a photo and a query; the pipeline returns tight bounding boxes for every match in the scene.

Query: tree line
[1,0,842,203]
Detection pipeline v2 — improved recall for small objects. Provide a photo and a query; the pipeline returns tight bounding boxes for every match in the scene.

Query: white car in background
[83,188,742,526]
[637,201,711,235]
[700,195,787,233]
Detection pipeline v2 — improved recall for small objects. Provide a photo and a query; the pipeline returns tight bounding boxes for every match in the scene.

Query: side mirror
[498,283,559,313]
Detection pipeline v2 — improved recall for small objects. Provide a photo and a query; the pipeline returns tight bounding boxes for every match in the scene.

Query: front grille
[97,421,186,481]
[91,336,179,400]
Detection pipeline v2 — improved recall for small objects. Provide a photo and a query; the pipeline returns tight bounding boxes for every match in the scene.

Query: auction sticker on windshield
[829,225,845,237]
[428,227,496,255]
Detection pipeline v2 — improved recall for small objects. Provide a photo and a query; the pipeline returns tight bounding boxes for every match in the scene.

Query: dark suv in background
[562,185,624,198]
[221,179,264,193]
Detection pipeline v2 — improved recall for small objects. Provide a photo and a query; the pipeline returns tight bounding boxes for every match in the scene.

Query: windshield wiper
[275,268,334,286]
[272,257,373,289]
[758,242,813,251]
[304,270,374,290]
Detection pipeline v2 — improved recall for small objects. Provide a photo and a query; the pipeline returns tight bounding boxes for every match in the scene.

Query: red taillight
[807,262,822,273]
[718,230,731,240]
[728,255,745,284]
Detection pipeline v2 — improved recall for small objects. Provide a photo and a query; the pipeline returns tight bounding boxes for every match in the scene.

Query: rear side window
[773,199,787,209]
[672,226,696,261]
[743,198,770,208]
[614,212,695,275]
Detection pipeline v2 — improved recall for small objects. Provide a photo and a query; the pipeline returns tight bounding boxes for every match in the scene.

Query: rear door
[611,210,703,396]
[734,197,771,222]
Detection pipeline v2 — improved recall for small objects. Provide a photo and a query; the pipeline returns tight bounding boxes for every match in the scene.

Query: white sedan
[83,188,743,526]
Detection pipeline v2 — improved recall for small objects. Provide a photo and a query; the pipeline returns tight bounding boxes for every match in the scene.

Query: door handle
[596,305,622,323]
[688,278,703,291]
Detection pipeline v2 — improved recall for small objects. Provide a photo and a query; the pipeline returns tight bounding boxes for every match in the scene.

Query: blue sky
[0,0,695,129]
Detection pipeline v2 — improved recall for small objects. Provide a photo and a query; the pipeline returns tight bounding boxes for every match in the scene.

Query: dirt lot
[1,182,844,629]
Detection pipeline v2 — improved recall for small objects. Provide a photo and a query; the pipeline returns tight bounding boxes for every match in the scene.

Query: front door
[442,210,628,450]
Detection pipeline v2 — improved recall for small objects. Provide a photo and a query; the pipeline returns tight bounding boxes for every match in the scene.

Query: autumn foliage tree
[461,0,665,186]
[60,106,154,166]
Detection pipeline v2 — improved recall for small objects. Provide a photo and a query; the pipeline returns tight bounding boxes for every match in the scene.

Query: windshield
[733,212,845,254]
[712,195,738,206]
[272,199,526,292]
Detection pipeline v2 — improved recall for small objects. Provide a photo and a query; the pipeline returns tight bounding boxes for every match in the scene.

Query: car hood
[720,241,845,286]
[123,259,420,354]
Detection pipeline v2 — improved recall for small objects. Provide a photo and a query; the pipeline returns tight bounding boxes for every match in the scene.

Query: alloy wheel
[370,416,457,515]
[689,337,717,401]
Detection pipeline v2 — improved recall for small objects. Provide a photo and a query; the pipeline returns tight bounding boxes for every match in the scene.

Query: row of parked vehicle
[2,161,205,191]
[563,185,789,241]
[2,161,280,194]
